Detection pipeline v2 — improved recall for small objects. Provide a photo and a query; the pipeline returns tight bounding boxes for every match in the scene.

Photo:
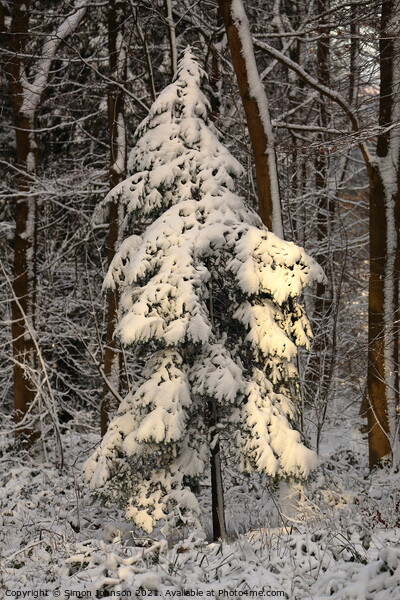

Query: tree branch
[254,38,372,166]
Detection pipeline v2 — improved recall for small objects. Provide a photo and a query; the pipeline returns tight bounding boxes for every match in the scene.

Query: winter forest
[1,0,400,597]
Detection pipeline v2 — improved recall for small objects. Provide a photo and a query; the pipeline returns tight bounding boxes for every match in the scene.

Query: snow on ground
[0,413,399,599]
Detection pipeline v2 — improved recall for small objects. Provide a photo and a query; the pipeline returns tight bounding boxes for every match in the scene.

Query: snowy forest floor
[1,406,400,600]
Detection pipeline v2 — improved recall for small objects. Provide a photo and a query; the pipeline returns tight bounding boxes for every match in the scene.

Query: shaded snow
[1,424,400,599]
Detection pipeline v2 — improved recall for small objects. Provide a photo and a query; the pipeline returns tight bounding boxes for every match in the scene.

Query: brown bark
[101,206,123,436]
[5,0,39,445]
[12,196,38,445]
[218,0,278,232]
[367,164,392,468]
[376,0,394,159]
[101,0,127,436]
[365,0,398,468]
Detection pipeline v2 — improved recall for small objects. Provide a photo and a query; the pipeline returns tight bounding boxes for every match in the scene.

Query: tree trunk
[101,0,127,435]
[218,0,283,236]
[5,0,89,445]
[365,0,400,468]
[307,0,336,443]
[206,288,227,541]
[207,399,228,541]
[165,0,177,79]
[5,0,39,445]
[367,165,392,467]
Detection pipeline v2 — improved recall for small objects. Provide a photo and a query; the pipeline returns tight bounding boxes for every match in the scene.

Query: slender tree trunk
[366,0,400,468]
[348,3,359,105]
[5,0,39,445]
[12,195,38,444]
[101,0,127,435]
[207,399,228,541]
[314,0,332,300]
[206,289,227,541]
[218,0,283,236]
[165,0,177,79]
[202,43,228,541]
[307,0,335,437]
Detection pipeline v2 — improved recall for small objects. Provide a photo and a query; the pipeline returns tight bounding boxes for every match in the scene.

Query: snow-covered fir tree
[84,49,324,534]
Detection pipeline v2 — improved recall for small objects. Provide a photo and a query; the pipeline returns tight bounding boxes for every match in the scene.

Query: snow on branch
[85,48,324,534]
[254,38,372,165]
[21,1,88,119]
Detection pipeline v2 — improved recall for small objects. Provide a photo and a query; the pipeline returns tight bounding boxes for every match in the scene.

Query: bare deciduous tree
[4,0,88,444]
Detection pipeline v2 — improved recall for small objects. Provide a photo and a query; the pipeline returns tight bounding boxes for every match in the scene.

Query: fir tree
[84,49,324,535]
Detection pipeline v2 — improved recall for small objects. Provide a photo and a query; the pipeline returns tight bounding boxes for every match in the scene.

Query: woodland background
[1,0,400,597]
